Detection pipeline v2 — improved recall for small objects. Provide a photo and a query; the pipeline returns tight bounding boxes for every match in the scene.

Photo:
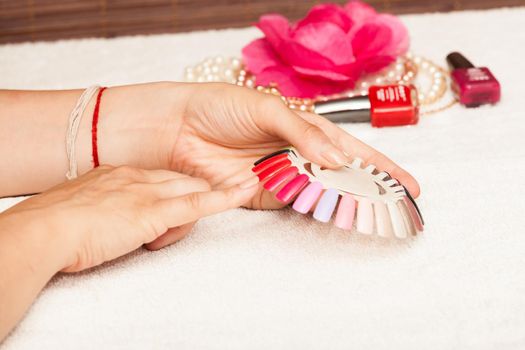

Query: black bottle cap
[446,52,475,70]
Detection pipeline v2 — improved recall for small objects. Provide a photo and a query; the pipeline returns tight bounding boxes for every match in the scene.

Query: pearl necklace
[184,53,455,115]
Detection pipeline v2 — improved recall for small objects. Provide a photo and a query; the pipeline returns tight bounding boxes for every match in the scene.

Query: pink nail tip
[404,197,424,232]
[264,166,298,191]
[292,181,323,214]
[275,174,309,203]
[334,194,356,230]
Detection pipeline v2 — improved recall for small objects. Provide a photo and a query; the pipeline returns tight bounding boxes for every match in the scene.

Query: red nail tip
[257,159,291,181]
[252,153,289,173]
[275,174,309,203]
[263,166,298,191]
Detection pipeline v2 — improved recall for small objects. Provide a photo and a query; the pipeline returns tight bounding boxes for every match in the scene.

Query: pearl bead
[203,67,211,75]
[197,76,205,82]
[214,56,224,64]
[224,69,233,78]
[360,81,368,88]
[231,58,241,68]
[185,73,195,81]
[195,65,203,73]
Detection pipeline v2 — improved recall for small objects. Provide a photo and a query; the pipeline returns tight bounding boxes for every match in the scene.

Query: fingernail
[239,176,260,189]
[322,149,347,166]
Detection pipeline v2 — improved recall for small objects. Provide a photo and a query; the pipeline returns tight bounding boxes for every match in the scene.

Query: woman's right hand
[1,165,259,273]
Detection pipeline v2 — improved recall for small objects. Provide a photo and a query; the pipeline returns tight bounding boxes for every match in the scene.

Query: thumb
[156,176,259,228]
[254,96,348,169]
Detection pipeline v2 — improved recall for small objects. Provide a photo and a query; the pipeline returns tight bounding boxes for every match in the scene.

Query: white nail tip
[387,201,407,239]
[356,198,374,234]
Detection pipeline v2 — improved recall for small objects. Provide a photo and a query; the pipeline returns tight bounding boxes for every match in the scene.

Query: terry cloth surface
[1,7,525,349]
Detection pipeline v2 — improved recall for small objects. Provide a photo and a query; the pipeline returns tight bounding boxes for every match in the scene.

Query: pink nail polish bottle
[446,52,501,107]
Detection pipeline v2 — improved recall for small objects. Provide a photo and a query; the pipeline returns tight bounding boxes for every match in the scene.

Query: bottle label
[375,85,408,103]
[466,68,490,81]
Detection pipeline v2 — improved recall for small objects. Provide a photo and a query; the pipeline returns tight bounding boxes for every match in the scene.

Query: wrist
[0,209,73,277]
[76,82,192,173]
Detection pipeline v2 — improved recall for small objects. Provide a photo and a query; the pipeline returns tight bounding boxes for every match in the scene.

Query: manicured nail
[252,153,289,173]
[264,166,298,191]
[334,194,356,230]
[257,159,291,181]
[292,181,323,214]
[313,188,339,223]
[239,176,259,189]
[322,149,347,166]
[275,174,309,203]
[356,198,374,234]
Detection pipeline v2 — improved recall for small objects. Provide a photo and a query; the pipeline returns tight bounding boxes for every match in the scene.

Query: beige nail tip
[374,201,393,238]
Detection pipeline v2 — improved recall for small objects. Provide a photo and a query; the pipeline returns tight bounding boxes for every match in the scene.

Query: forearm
[0,211,69,341]
[0,82,188,197]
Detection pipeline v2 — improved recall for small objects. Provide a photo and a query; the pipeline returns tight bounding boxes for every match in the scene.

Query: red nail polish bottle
[314,84,419,128]
[446,52,501,107]
[368,85,419,127]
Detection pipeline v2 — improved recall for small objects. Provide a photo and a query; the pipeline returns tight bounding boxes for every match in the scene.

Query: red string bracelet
[91,87,107,168]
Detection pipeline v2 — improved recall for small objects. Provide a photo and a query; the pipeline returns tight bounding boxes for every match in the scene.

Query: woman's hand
[2,165,258,272]
[0,165,258,339]
[169,83,420,209]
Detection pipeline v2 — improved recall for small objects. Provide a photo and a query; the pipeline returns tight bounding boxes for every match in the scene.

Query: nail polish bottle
[446,52,501,107]
[314,84,419,127]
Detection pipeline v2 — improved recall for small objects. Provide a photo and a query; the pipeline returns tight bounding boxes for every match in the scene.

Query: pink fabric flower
[242,1,409,98]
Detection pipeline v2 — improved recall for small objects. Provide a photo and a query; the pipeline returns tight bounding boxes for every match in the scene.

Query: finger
[253,96,348,169]
[140,169,190,183]
[155,177,259,228]
[99,166,188,184]
[144,221,196,251]
[147,177,211,199]
[296,111,421,198]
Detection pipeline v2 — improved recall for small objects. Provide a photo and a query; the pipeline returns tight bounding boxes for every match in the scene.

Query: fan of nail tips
[251,147,424,239]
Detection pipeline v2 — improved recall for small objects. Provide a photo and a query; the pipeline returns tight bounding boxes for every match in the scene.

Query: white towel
[1,7,525,349]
